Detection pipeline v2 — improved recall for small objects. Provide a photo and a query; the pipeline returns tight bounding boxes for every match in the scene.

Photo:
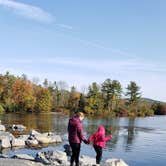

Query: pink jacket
[88,126,112,148]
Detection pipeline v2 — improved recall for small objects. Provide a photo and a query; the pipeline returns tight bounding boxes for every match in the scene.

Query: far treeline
[0,72,165,117]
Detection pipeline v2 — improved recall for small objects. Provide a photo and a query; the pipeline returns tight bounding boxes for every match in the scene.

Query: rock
[11,138,25,147]
[0,158,44,166]
[11,154,35,161]
[36,150,69,165]
[18,135,29,141]
[12,124,26,131]
[30,130,41,136]
[49,150,68,163]
[0,136,11,148]
[42,132,54,137]
[25,139,39,146]
[0,125,5,131]
[0,154,8,158]
[35,135,51,144]
[49,135,62,143]
[35,152,51,165]
[0,132,14,148]
[30,130,62,144]
[79,155,96,166]
[104,158,129,166]
[25,134,39,147]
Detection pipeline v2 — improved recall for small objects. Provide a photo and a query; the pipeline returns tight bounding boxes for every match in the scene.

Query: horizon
[0,0,166,102]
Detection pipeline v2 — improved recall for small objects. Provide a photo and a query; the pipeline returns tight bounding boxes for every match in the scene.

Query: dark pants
[93,145,102,164]
[70,142,81,166]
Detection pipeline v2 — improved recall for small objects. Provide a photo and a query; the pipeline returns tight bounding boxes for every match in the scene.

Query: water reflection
[123,118,137,152]
[0,113,69,135]
[0,113,166,166]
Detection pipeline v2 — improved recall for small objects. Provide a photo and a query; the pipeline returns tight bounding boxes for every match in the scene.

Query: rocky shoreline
[0,151,128,166]
[0,122,129,166]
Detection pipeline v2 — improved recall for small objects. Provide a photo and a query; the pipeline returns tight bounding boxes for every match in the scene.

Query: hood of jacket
[97,125,105,135]
[69,116,80,126]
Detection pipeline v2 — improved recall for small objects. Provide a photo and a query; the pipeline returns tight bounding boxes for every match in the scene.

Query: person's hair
[76,112,84,118]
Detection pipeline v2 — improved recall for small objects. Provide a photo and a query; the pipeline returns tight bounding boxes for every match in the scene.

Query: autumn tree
[12,79,36,111]
[0,72,17,111]
[68,86,81,112]
[35,88,52,112]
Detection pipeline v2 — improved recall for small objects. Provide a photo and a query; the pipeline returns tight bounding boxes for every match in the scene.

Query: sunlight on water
[0,113,166,166]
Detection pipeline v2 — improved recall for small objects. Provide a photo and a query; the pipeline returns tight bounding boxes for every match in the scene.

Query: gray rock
[12,124,26,131]
[0,154,8,158]
[0,132,14,148]
[49,135,62,143]
[35,152,51,165]
[79,155,96,166]
[11,138,25,147]
[0,124,5,131]
[11,154,35,161]
[0,136,11,148]
[30,130,41,136]
[25,139,39,146]
[18,135,29,141]
[50,150,68,162]
[30,130,62,144]
[0,158,44,166]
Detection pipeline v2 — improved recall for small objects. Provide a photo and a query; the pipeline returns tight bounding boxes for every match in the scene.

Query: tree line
[0,72,165,116]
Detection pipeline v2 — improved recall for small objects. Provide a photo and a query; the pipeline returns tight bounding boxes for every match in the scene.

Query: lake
[0,113,166,166]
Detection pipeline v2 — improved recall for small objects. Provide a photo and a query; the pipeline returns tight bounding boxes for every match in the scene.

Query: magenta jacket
[88,125,112,148]
[68,115,86,143]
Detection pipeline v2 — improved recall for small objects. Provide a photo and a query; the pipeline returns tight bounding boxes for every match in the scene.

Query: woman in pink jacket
[88,125,112,165]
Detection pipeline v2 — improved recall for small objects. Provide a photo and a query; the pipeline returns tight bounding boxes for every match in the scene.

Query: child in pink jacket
[88,125,112,165]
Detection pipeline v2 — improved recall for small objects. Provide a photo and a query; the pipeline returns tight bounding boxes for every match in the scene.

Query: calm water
[0,113,166,166]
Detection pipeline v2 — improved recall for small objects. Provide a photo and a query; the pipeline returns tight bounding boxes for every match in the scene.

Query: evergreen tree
[101,79,122,111]
[126,81,141,105]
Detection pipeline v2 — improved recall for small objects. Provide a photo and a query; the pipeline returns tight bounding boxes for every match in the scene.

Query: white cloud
[2,57,165,74]
[0,0,54,23]
[57,24,73,30]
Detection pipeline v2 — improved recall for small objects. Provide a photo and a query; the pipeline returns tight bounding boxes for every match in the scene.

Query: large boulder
[35,150,69,165]
[29,130,62,144]
[11,138,25,147]
[0,125,5,131]
[35,135,51,144]
[0,136,11,148]
[49,150,68,163]
[0,132,14,148]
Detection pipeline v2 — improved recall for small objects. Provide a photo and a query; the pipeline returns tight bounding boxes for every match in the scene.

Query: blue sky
[0,0,166,101]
